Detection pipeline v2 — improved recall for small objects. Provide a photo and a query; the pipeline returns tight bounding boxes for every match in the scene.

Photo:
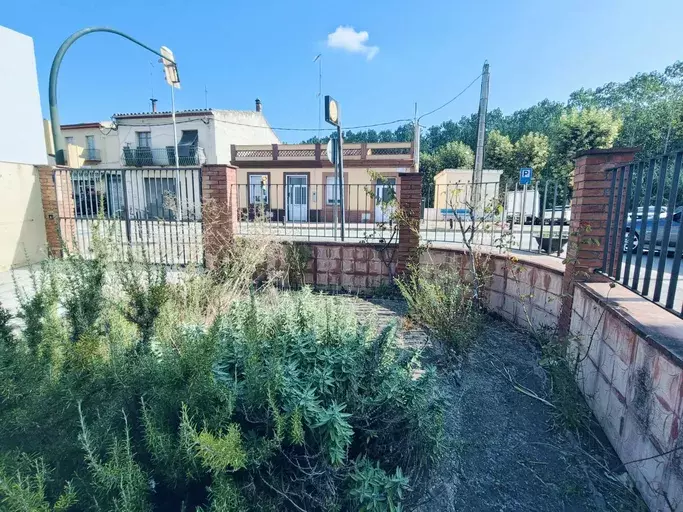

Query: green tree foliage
[514,132,550,182]
[485,130,515,182]
[549,108,621,183]
[0,258,445,511]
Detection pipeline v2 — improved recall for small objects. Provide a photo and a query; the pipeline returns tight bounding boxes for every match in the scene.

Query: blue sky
[4,0,683,143]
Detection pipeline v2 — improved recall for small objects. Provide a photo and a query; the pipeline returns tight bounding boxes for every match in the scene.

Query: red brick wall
[201,164,238,269]
[559,147,638,335]
[396,173,422,275]
[38,166,76,257]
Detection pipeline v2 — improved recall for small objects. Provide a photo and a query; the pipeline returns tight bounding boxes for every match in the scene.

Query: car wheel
[624,232,639,253]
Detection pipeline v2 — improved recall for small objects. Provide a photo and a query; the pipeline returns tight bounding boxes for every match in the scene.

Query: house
[59,99,279,168]
[58,100,280,222]
[432,168,503,212]
[231,141,415,223]
[0,26,48,270]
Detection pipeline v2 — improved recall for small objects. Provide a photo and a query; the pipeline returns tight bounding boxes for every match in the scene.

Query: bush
[0,256,444,511]
[396,264,482,354]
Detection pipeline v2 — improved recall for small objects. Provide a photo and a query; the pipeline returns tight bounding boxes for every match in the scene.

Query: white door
[286,175,308,222]
[374,179,396,223]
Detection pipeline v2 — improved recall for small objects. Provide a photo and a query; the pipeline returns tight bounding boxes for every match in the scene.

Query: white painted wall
[61,124,119,167]
[0,26,47,166]
[212,110,280,163]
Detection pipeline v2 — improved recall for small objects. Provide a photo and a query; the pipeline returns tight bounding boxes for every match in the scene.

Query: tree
[485,130,515,182]
[549,108,621,183]
[514,132,550,183]
[434,141,474,170]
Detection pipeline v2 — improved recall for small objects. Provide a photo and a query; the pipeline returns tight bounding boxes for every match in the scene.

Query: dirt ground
[346,297,646,512]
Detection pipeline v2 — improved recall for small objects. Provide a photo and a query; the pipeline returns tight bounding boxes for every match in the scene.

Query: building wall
[61,125,119,167]
[115,117,217,165]
[0,162,47,270]
[433,169,502,210]
[236,167,401,222]
[213,110,279,164]
[0,26,48,270]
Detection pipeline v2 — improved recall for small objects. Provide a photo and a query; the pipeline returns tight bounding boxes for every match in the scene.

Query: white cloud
[326,26,379,60]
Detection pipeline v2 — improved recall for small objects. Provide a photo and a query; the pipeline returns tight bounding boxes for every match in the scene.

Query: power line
[418,73,483,122]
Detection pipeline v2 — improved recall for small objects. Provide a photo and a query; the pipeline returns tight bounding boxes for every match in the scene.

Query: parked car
[624,206,681,253]
[626,205,667,223]
[543,206,571,225]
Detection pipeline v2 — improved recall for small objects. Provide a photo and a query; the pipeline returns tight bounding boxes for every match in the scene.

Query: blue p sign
[520,167,533,185]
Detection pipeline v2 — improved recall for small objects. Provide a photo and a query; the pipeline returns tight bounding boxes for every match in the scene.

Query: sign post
[326,138,338,240]
[325,96,345,240]
[519,167,533,185]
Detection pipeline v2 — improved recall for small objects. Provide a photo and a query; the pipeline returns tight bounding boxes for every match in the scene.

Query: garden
[0,233,646,511]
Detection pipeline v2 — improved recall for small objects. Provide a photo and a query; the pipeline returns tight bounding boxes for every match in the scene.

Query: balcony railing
[231,142,415,168]
[120,146,206,167]
[82,148,101,161]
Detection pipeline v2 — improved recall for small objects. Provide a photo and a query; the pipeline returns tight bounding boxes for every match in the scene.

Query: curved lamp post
[49,27,176,165]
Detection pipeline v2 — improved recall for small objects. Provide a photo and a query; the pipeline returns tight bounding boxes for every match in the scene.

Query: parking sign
[520,167,533,185]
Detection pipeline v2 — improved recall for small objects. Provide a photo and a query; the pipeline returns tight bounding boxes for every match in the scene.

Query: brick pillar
[201,164,239,269]
[558,147,638,335]
[396,173,422,275]
[39,166,76,257]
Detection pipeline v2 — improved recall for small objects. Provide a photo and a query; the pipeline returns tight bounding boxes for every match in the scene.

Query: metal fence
[59,168,203,265]
[235,182,401,243]
[422,180,571,255]
[233,179,571,254]
[600,151,683,317]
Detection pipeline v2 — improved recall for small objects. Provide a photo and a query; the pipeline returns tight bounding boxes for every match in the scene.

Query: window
[144,177,177,220]
[65,136,74,145]
[326,176,340,205]
[249,174,268,204]
[85,135,95,149]
[137,131,151,148]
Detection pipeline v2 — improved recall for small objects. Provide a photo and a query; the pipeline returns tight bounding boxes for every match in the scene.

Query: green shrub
[0,255,444,511]
[396,264,482,354]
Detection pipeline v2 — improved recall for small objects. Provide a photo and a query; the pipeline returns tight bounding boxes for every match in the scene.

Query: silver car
[624,206,681,254]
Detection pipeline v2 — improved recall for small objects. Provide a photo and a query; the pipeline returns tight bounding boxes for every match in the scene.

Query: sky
[4,0,683,143]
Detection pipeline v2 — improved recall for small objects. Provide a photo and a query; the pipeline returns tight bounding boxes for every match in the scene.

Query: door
[286,175,308,222]
[374,178,396,223]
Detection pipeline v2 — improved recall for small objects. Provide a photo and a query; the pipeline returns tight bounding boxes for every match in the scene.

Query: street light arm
[49,27,176,165]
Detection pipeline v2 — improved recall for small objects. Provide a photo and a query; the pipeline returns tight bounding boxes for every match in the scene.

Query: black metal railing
[232,179,570,253]
[120,146,205,167]
[234,183,400,243]
[61,167,203,265]
[601,150,683,317]
[422,180,570,256]
[81,148,101,161]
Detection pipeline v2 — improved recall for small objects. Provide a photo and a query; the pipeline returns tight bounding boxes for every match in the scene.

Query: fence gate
[55,167,203,265]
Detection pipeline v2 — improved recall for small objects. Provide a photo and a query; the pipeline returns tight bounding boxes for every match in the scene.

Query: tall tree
[514,132,550,183]
[549,108,621,183]
[485,130,515,182]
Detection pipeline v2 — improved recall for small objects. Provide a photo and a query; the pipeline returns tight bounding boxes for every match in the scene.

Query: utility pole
[472,61,490,209]
[313,54,322,140]
[413,102,420,172]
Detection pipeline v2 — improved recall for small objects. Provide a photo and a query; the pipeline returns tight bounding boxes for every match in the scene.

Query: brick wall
[201,164,238,269]
[38,166,76,257]
[396,173,422,275]
[295,242,395,293]
[559,147,638,335]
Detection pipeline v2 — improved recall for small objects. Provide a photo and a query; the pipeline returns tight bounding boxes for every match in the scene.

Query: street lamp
[49,27,178,165]
[325,95,345,240]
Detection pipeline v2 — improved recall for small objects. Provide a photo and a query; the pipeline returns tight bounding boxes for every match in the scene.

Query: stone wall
[570,282,683,510]
[300,242,395,293]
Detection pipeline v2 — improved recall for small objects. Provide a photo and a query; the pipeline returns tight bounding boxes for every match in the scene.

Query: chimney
[150,98,158,112]
[255,98,262,112]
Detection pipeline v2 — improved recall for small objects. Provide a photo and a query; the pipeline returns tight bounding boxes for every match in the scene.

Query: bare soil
[346,297,646,512]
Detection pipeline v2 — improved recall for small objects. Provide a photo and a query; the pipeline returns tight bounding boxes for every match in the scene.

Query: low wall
[570,282,683,510]
[0,161,47,270]
[295,240,683,510]
[302,242,396,293]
